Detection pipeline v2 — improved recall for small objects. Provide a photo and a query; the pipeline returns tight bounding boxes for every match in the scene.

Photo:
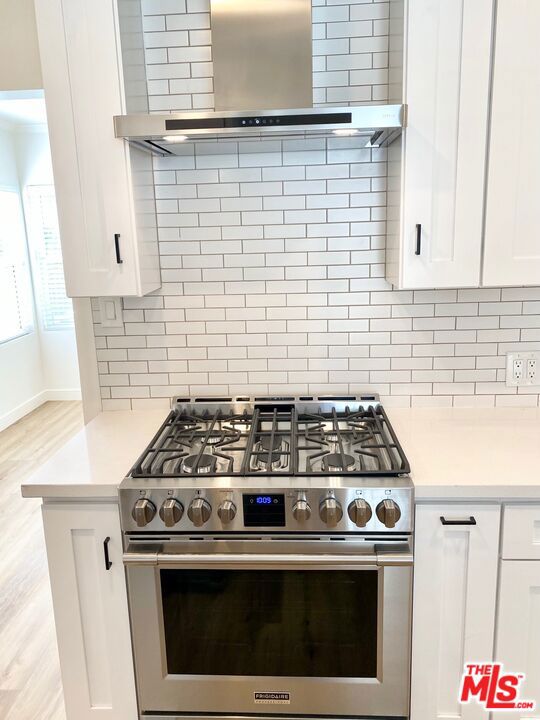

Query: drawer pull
[415,224,422,255]
[440,516,477,526]
[103,536,113,570]
[114,233,123,264]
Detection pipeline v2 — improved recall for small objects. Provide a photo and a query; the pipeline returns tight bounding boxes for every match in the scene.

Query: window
[24,185,73,331]
[0,189,34,344]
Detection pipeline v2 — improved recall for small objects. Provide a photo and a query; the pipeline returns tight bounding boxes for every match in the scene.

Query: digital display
[243,494,285,527]
[164,113,352,131]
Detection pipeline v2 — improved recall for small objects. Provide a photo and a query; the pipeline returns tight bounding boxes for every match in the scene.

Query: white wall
[0,0,42,91]
[14,127,81,397]
[0,123,44,429]
[0,121,80,431]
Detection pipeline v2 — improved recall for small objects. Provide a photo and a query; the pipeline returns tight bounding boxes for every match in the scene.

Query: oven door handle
[122,551,413,568]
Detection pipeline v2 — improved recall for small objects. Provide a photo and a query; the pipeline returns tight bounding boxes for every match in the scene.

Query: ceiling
[0,92,47,127]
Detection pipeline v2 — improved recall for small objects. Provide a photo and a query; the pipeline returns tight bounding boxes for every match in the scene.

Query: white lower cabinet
[411,504,501,719]
[496,561,540,719]
[42,502,137,720]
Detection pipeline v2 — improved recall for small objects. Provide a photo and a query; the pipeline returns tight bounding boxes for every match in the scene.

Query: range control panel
[119,486,413,535]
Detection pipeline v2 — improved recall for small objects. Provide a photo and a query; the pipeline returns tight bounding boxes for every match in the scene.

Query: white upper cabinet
[483,0,540,287]
[34,0,160,298]
[389,0,494,290]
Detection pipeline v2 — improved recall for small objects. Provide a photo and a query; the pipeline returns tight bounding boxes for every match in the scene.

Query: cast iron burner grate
[131,402,409,478]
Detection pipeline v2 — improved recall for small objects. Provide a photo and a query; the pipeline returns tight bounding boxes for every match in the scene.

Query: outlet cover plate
[98,297,123,328]
[506,352,540,387]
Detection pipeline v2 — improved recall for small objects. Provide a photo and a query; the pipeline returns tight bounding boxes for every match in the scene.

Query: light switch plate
[506,351,540,387]
[98,297,123,328]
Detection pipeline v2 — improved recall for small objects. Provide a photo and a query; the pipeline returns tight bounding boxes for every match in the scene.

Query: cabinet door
[411,504,501,720]
[400,0,493,289]
[42,503,137,720]
[502,505,540,560]
[496,562,540,718]
[483,0,540,287]
[34,0,158,297]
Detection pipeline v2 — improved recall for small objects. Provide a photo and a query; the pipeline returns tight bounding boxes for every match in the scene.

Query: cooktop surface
[129,395,410,479]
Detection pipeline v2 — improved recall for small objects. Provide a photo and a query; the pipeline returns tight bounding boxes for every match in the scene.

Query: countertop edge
[414,484,540,501]
[21,484,120,500]
[22,481,540,503]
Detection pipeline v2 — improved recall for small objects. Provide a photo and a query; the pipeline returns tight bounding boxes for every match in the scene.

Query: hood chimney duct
[210,0,313,112]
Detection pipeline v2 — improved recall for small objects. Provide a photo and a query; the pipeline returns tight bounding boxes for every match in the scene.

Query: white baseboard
[0,388,82,433]
[44,388,82,402]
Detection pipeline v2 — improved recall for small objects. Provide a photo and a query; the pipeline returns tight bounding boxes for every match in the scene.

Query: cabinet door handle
[103,536,113,570]
[114,234,123,264]
[415,224,422,255]
[440,516,477,526]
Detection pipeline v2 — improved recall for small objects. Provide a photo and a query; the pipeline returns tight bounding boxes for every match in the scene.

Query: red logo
[460,663,535,711]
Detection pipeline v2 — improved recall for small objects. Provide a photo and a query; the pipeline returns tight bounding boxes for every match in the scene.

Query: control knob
[348,498,373,528]
[376,499,401,529]
[159,498,184,527]
[292,497,311,523]
[319,496,343,526]
[188,497,212,527]
[132,498,157,528]
[217,500,237,524]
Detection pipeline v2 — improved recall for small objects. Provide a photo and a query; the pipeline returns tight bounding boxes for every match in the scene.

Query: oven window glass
[160,569,378,678]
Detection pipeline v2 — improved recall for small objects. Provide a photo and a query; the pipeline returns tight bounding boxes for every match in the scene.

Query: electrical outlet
[506,352,540,387]
[527,357,537,384]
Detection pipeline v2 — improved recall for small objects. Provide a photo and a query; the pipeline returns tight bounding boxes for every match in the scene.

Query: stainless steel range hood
[114,0,406,155]
[114,105,406,156]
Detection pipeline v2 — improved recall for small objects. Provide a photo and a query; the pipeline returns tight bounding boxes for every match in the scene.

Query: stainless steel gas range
[119,395,414,720]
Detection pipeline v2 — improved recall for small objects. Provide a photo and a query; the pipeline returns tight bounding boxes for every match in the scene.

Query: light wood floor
[0,401,83,720]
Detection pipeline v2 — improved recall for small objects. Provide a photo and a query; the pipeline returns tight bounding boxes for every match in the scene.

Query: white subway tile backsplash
[350,3,389,20]
[91,1,540,408]
[500,315,540,328]
[143,0,186,13]
[312,5,350,23]
[166,12,210,31]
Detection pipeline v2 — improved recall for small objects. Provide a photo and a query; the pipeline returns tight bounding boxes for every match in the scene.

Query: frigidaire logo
[254,692,291,704]
[460,663,536,711]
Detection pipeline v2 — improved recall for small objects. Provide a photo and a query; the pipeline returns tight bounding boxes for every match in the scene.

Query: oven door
[125,540,412,719]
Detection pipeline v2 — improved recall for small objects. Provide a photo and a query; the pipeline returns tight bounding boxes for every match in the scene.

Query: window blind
[0,189,34,344]
[24,185,73,331]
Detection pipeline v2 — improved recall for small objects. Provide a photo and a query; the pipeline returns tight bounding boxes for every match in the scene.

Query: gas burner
[227,417,252,433]
[206,431,224,445]
[173,419,199,433]
[252,435,290,471]
[255,451,283,471]
[322,453,356,472]
[182,454,217,474]
[260,435,283,452]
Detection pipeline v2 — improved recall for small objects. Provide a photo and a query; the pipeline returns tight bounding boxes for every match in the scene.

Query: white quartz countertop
[390,406,540,499]
[21,410,166,499]
[21,407,540,501]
